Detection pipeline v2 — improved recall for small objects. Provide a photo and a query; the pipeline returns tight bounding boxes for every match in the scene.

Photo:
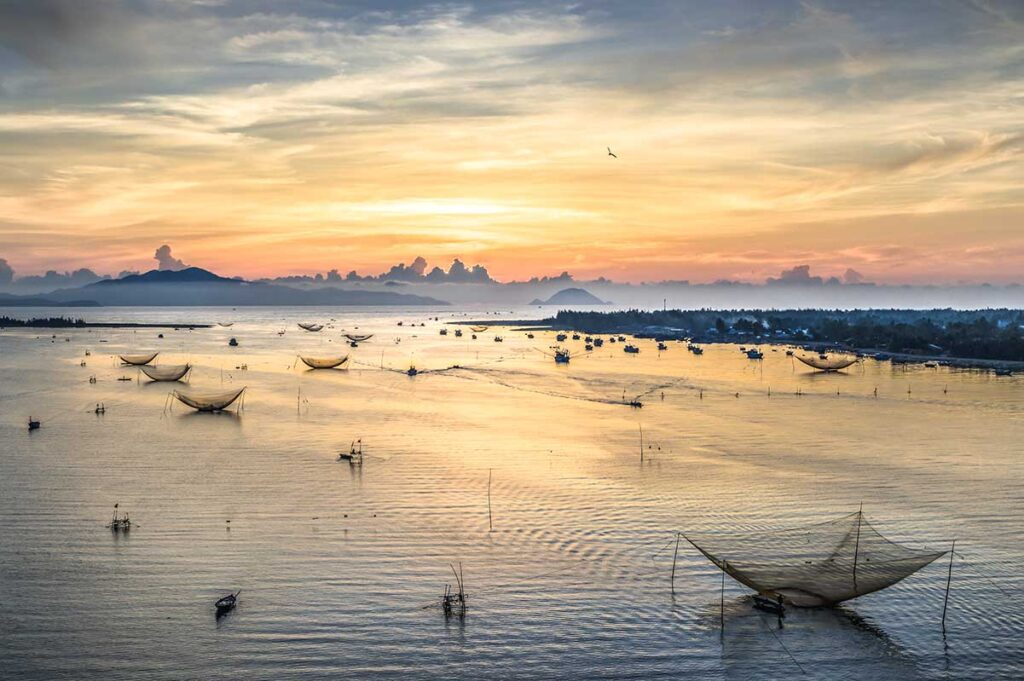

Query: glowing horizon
[0,1,1021,285]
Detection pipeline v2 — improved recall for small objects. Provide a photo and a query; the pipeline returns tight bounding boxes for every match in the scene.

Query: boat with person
[624,344,640,354]
[746,348,764,359]
[215,590,240,615]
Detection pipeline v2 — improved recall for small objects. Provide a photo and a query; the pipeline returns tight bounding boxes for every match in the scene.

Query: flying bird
[607,147,617,158]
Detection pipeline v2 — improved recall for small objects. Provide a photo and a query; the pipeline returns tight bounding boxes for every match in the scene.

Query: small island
[530,287,608,306]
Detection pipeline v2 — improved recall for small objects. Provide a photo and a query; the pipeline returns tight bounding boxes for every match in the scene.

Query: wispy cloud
[0,0,1021,282]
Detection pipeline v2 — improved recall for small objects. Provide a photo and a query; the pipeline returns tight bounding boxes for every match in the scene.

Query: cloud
[154,244,187,270]
[0,257,13,285]
[766,264,823,286]
[843,268,865,284]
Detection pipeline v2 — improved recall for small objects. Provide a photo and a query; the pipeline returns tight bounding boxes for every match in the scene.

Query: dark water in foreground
[1,307,1022,680]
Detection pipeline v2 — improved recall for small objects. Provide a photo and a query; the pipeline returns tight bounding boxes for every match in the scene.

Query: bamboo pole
[942,539,956,630]
[852,503,862,594]
[720,563,726,630]
[670,533,680,594]
[487,469,493,532]
[639,424,644,462]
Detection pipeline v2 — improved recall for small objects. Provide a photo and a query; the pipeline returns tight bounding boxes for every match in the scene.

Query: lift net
[684,511,946,606]
[795,354,858,371]
[140,364,191,381]
[172,387,246,412]
[299,355,349,369]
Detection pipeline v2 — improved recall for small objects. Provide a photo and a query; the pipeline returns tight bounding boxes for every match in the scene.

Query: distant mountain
[94,267,233,285]
[530,287,608,306]
[4,268,448,307]
[0,293,100,307]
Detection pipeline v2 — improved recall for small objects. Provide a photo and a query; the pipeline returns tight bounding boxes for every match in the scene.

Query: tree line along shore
[543,308,1024,367]
[0,316,210,329]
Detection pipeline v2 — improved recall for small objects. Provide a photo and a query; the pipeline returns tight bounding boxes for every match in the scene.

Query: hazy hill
[530,287,608,306]
[10,268,448,307]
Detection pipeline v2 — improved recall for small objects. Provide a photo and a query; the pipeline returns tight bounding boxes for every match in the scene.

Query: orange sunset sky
[0,1,1021,284]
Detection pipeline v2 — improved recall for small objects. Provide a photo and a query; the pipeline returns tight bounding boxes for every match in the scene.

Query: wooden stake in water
[942,539,956,630]
[720,562,726,630]
[852,503,863,595]
[670,533,680,594]
[487,468,493,532]
[639,424,644,462]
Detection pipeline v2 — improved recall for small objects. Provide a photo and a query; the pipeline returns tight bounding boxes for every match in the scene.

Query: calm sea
[1,306,1021,680]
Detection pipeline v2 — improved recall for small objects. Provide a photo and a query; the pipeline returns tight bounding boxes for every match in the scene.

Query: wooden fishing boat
[215,590,240,613]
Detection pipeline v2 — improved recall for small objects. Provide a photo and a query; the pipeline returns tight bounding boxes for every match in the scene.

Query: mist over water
[1,306,1022,680]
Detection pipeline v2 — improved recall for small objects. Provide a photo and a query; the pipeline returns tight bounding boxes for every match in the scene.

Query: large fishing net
[685,511,946,606]
[119,352,159,366]
[140,364,192,381]
[795,354,858,372]
[172,387,246,412]
[299,355,349,369]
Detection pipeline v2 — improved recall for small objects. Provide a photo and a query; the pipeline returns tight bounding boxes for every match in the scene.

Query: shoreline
[456,317,1024,372]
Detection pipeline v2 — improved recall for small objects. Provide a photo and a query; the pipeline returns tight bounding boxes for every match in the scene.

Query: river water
[1,306,1021,680]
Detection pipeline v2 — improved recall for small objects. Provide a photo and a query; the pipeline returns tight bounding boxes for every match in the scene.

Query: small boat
[471,334,477,340]
[397,321,404,326]
[593,338,604,347]
[494,336,504,343]
[439,329,448,336]
[785,349,794,356]
[339,440,364,463]
[752,594,785,617]
[924,362,937,368]
[584,336,593,343]
[608,337,617,344]
[454,329,463,337]
[107,504,132,532]
[617,336,626,342]
[28,418,40,431]
[526,333,534,339]
[624,344,640,354]
[556,333,567,342]
[572,333,580,340]
[657,342,667,351]
[117,376,133,381]
[228,338,238,347]
[554,349,571,364]
[94,403,106,415]
[994,368,1012,376]
[746,349,764,359]
[584,344,593,351]
[407,367,418,376]
[215,590,240,614]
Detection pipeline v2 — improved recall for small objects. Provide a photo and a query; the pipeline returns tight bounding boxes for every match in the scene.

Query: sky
[0,0,1021,284]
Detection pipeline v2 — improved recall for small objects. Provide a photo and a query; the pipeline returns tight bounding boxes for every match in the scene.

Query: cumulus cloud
[766,265,823,286]
[154,244,187,271]
[843,268,866,284]
[0,258,13,285]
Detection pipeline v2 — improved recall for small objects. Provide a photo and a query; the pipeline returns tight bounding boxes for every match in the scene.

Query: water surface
[1,306,1021,680]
